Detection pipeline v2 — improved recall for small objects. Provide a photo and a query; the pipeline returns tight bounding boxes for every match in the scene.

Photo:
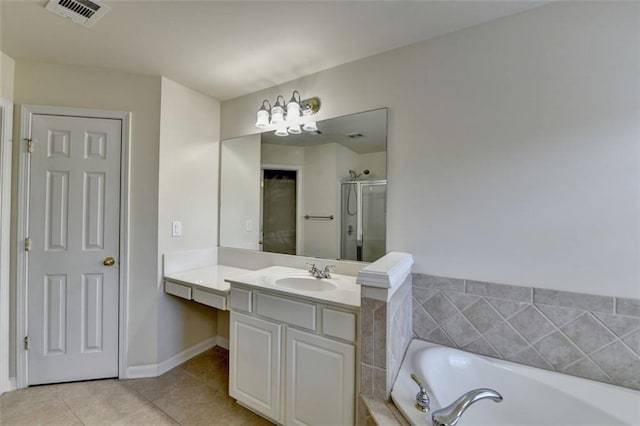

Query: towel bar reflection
[304,215,334,220]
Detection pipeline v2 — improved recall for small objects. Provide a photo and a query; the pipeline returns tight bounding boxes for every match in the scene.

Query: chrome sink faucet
[307,263,334,279]
[431,388,503,426]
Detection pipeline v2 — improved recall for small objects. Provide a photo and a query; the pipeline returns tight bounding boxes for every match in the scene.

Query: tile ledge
[361,394,408,426]
[357,252,413,289]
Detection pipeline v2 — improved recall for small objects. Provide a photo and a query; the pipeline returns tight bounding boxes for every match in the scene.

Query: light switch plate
[245,219,253,232]
[172,221,182,237]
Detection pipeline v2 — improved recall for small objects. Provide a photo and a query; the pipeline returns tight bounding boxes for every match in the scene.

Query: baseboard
[157,336,217,376]
[216,336,229,350]
[125,363,158,379]
[2,377,17,393]
[124,336,220,379]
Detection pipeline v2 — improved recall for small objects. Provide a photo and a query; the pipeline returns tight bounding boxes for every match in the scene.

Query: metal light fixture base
[301,97,321,115]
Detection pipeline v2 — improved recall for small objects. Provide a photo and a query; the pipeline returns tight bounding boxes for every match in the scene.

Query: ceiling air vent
[346,132,365,139]
[45,0,110,28]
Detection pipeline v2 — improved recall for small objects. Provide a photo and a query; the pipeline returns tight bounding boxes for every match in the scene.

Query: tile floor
[0,347,273,425]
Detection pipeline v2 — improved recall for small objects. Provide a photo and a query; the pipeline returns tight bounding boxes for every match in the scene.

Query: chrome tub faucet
[431,388,503,426]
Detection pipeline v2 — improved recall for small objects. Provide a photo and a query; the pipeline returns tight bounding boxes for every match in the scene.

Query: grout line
[61,395,86,426]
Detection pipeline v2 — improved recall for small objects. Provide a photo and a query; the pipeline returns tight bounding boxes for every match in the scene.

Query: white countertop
[164,264,252,294]
[226,266,361,308]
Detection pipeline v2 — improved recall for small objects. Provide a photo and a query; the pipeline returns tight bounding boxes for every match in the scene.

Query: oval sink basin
[274,277,337,292]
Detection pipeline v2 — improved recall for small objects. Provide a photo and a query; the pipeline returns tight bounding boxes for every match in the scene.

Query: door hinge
[24,336,29,350]
[24,237,31,252]
[24,138,33,153]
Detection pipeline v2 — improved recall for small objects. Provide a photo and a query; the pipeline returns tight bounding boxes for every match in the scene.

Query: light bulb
[302,121,318,132]
[255,109,270,128]
[275,124,288,137]
[288,125,302,135]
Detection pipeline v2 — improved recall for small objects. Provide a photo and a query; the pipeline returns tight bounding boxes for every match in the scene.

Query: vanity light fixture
[255,91,321,136]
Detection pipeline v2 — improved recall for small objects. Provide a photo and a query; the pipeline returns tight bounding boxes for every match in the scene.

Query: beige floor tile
[152,383,221,423]
[72,385,149,425]
[124,367,202,402]
[0,384,59,409]
[0,346,274,426]
[188,361,229,392]
[112,402,178,426]
[57,379,131,412]
[42,409,83,426]
[0,395,73,425]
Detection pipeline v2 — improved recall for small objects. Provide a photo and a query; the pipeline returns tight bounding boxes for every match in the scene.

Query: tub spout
[431,388,502,426]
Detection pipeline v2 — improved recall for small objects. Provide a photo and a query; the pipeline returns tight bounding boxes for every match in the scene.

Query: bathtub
[391,340,640,426]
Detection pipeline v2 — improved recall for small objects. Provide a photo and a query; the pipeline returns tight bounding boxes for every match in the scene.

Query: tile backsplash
[412,273,640,390]
[361,275,413,400]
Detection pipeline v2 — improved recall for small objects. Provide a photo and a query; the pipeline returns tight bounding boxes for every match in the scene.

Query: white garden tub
[391,340,640,425]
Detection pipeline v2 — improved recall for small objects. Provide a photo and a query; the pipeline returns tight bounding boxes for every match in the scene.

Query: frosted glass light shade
[255,109,270,128]
[275,124,288,137]
[303,121,318,132]
[271,105,284,124]
[286,101,300,124]
[288,124,302,135]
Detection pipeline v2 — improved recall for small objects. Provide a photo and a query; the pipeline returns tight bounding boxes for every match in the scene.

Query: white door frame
[260,164,303,255]
[0,97,14,394]
[15,105,132,388]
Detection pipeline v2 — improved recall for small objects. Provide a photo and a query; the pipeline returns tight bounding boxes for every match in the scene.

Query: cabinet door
[230,312,282,422]
[285,328,355,426]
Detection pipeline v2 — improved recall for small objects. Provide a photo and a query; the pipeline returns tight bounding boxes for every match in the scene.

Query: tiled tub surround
[361,275,413,400]
[412,273,640,390]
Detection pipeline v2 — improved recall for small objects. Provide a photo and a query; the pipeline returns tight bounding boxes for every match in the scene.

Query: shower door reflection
[340,180,387,262]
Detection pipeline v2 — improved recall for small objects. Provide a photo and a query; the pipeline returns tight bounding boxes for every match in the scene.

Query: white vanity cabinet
[229,285,358,426]
[285,328,355,426]
[230,312,282,422]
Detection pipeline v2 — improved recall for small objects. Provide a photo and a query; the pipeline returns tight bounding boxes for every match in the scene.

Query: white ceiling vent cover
[45,0,110,28]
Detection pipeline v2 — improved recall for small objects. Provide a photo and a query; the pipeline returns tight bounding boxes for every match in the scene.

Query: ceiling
[261,108,387,154]
[0,1,547,101]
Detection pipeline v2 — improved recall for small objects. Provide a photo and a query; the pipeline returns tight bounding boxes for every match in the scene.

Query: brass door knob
[103,257,116,266]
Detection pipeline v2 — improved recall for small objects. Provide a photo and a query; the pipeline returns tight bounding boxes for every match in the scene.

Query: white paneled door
[27,114,121,385]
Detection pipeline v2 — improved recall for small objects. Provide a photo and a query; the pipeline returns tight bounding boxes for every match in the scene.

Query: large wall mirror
[220,108,387,262]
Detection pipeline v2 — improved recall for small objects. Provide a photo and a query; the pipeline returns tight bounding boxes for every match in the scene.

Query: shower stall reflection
[340,180,387,262]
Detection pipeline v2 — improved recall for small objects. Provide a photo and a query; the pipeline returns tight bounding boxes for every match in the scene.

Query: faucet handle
[321,264,335,278]
[411,373,430,412]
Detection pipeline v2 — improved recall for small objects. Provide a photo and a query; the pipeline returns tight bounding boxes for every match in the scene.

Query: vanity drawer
[256,293,316,331]
[230,287,253,312]
[193,288,226,310]
[322,308,356,342]
[165,281,192,300]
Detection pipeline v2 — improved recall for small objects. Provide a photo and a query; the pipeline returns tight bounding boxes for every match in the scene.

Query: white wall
[261,143,305,166]
[220,135,261,250]
[11,61,162,371]
[157,77,220,363]
[221,2,640,298]
[358,151,386,180]
[0,52,14,102]
[302,143,339,258]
